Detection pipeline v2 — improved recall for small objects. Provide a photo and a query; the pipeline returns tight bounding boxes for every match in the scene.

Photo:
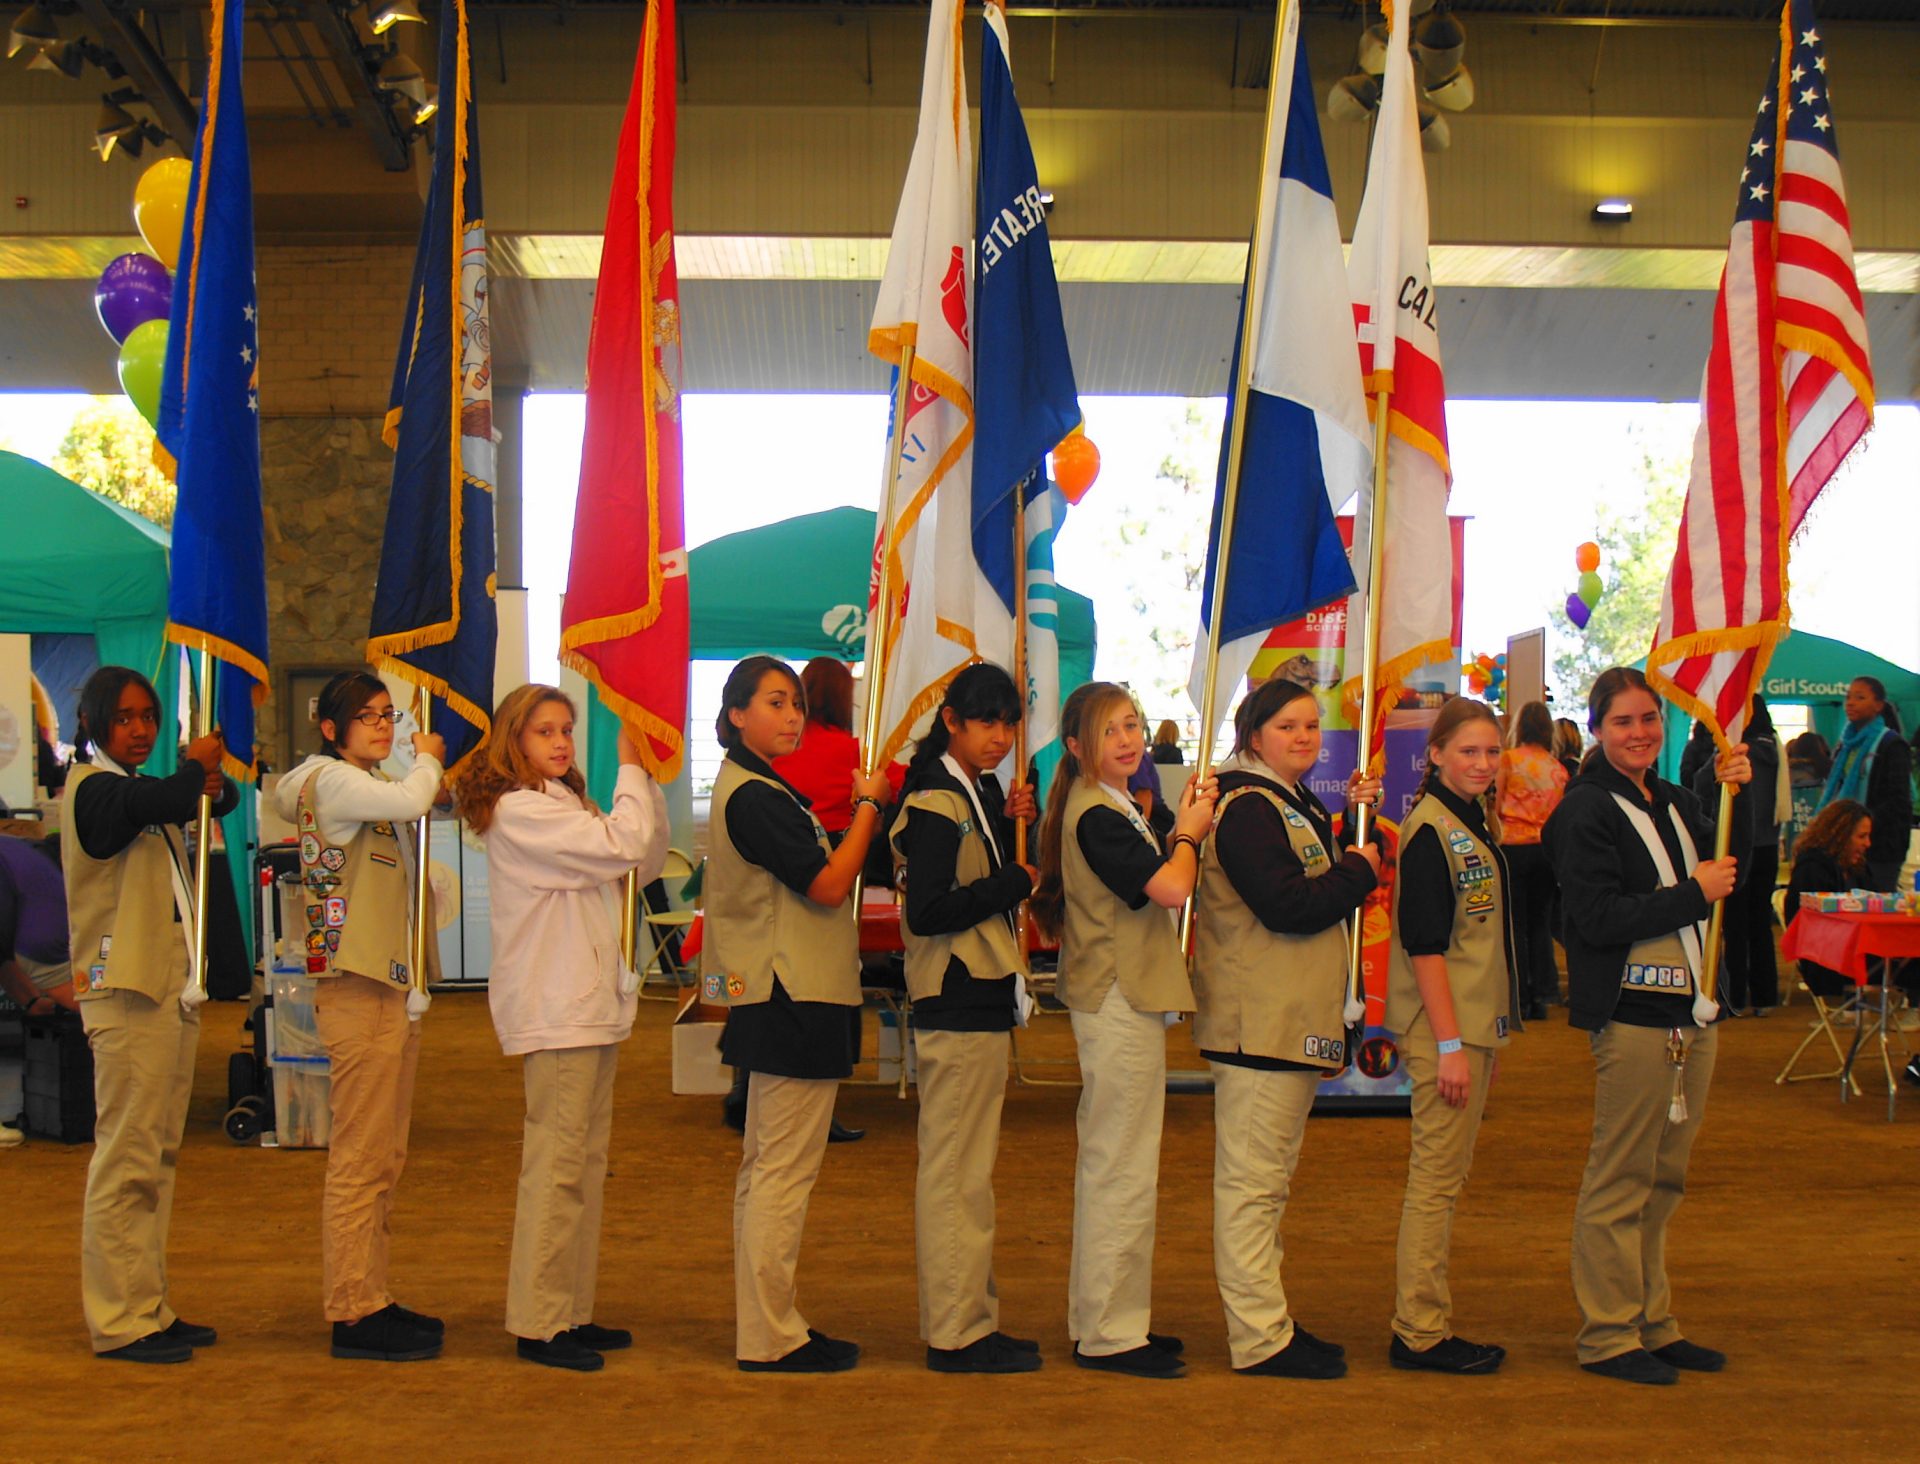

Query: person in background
[1821,677,1913,892]
[64,665,235,1363]
[30,673,67,797]
[1552,718,1585,782]
[1693,695,1783,1016]
[1495,701,1568,1020]
[1151,721,1185,767]
[1,830,76,1148]
[1783,799,1872,1000]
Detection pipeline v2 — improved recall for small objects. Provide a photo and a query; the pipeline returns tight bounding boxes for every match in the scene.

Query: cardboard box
[671,984,731,1096]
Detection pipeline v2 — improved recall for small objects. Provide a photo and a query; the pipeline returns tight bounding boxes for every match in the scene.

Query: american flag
[1646,0,1875,746]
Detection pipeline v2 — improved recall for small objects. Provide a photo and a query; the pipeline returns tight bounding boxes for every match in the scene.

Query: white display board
[0,635,36,813]
[1506,628,1548,719]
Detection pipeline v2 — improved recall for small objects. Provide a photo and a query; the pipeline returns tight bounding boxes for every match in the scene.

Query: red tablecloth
[1780,909,1920,983]
[859,902,1056,956]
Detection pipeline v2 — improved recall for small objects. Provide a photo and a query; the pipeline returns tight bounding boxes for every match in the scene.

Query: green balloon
[1577,570,1604,608]
[117,318,169,428]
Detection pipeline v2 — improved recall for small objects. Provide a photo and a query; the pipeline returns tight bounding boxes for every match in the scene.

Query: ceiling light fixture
[1592,199,1634,221]
[370,1,426,36]
[93,92,140,161]
[7,3,59,60]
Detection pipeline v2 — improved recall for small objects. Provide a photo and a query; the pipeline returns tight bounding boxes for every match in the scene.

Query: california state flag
[862,0,1004,766]
[1342,0,1453,763]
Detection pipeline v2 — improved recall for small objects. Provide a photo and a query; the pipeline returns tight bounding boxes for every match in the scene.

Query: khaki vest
[1194,783,1351,1069]
[1057,780,1193,1015]
[295,767,436,990]
[1387,793,1521,1048]
[61,762,189,1003]
[703,757,860,1007]
[889,785,1026,1002]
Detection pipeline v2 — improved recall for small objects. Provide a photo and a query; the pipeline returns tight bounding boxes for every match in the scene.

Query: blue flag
[1188,6,1365,717]
[368,0,497,769]
[971,1,1079,752]
[156,0,267,780]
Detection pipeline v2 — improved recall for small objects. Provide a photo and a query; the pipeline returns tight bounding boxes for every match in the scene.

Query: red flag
[560,0,688,779]
[1647,0,1873,747]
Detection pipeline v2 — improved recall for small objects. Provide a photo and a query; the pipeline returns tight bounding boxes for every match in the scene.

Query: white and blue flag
[972,0,1080,758]
[1188,1,1369,722]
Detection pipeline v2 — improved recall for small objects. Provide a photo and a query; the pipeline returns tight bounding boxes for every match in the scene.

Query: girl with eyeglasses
[64,665,235,1364]
[271,671,446,1363]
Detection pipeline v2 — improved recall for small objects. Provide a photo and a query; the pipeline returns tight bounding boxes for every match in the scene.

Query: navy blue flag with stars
[155,0,268,780]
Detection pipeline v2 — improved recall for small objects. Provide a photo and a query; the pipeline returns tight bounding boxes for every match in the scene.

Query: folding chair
[638,848,699,1000]
[1775,968,1866,1096]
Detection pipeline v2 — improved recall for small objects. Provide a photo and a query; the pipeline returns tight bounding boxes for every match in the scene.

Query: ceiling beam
[70,0,197,149]
[305,2,416,173]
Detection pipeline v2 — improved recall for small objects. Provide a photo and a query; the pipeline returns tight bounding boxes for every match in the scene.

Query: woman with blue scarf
[1821,677,1913,892]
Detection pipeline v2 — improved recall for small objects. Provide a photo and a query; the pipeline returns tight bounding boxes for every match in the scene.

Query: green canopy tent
[0,450,256,970]
[586,505,1097,798]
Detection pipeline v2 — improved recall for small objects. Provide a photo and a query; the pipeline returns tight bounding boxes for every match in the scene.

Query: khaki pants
[914,1029,1009,1350]
[506,1044,620,1341]
[1572,1021,1717,1364]
[80,973,199,1353]
[1068,985,1168,1356]
[1392,1013,1495,1349]
[733,1072,838,1362]
[1210,1062,1319,1369]
[316,975,422,1324]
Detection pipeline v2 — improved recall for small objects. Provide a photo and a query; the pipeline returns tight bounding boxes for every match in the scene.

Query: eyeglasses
[352,709,403,727]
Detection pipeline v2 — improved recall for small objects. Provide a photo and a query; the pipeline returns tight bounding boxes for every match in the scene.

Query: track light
[371,0,426,36]
[93,93,140,161]
[411,81,438,125]
[378,54,427,109]
[1418,105,1450,155]
[8,3,59,60]
[28,37,85,78]
[1327,72,1382,124]
[1355,21,1389,78]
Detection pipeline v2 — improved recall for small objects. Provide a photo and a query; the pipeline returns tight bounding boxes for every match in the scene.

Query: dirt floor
[4,974,1916,1464]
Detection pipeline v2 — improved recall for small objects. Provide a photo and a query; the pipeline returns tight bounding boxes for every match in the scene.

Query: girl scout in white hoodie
[271,671,444,1364]
[455,684,668,1375]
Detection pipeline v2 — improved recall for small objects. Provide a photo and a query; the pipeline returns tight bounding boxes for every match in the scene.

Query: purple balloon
[1565,592,1592,631]
[94,253,173,345]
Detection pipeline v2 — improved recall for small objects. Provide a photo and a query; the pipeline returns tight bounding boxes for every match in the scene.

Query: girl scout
[1031,682,1217,1380]
[455,684,668,1374]
[1193,678,1379,1380]
[707,655,891,1374]
[888,663,1040,1375]
[1543,667,1750,1386]
[65,666,233,1364]
[1385,696,1520,1375]
[271,671,446,1363]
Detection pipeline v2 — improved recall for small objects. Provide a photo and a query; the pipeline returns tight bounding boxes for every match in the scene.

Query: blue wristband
[1436,1037,1463,1055]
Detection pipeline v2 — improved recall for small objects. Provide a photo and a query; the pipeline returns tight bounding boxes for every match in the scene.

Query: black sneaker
[739,1336,859,1373]
[518,1334,605,1372]
[163,1317,218,1348]
[1390,1334,1505,1374]
[828,1119,865,1143]
[928,1334,1043,1374]
[99,1331,192,1365]
[1236,1332,1348,1380]
[1146,1332,1184,1356]
[1072,1342,1185,1379]
[391,1304,443,1336]
[567,1322,633,1352]
[990,1330,1041,1353]
[1652,1338,1725,1372]
[1581,1348,1678,1386]
[1292,1326,1345,1358]
[331,1304,442,1362]
[807,1329,861,1365]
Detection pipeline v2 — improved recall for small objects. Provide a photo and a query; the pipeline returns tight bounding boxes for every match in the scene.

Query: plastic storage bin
[268,971,331,1148]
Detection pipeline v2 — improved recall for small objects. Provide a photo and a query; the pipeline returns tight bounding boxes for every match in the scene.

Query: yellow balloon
[133,157,193,271]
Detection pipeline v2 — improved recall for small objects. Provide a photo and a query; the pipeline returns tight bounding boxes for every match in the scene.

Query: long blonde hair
[1420,695,1504,843]
[1030,681,1138,938]
[452,684,589,833]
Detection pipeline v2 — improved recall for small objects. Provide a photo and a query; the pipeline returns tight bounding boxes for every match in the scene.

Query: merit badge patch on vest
[726,974,747,1000]
[368,851,397,868]
[324,930,340,953]
[1625,963,1689,990]
[701,971,726,1004]
[299,807,316,832]
[324,896,347,928]
[1283,808,1309,830]
[319,846,346,873]
[387,960,409,987]
[305,931,326,957]
[1447,828,1477,856]
[97,935,112,959]
[1464,883,1496,918]
[1304,1034,1345,1062]
[86,963,107,991]
[300,833,322,866]
[1495,1015,1509,1038]
[1300,842,1327,864]
[372,822,394,837]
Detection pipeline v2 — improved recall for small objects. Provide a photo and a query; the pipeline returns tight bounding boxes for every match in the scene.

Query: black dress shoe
[331,1304,442,1362]
[740,1337,859,1373]
[518,1334,604,1372]
[99,1332,192,1365]
[567,1322,633,1352]
[928,1334,1043,1374]
[1291,1326,1345,1358]
[722,1098,747,1134]
[1652,1338,1725,1372]
[1581,1348,1678,1385]
[391,1304,443,1336]
[1146,1332,1184,1356]
[807,1329,861,1364]
[1390,1334,1505,1374]
[164,1317,217,1348]
[990,1330,1041,1353]
[828,1119,865,1143]
[1236,1333,1347,1379]
[1072,1342,1184,1379]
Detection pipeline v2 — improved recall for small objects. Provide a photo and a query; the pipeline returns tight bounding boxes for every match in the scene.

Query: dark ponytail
[902,661,1022,791]
[715,656,800,751]
[73,665,161,764]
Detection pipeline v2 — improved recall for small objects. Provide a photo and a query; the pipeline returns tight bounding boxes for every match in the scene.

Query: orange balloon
[1575,541,1601,574]
[1051,433,1101,503]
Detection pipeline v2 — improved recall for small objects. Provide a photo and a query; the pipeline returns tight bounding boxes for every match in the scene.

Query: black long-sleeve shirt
[72,758,239,862]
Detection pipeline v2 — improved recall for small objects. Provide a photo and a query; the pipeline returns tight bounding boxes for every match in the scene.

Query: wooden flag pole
[185,650,217,1005]
[1344,393,1394,1016]
[1698,780,1736,1005]
[621,867,641,973]
[410,693,435,1014]
[851,342,920,914]
[1177,0,1292,956]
